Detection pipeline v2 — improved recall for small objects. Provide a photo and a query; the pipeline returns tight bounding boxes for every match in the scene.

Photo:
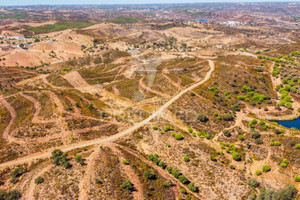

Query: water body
[276,117,300,130]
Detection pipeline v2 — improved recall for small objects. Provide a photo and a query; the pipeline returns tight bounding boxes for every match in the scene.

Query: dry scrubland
[0,3,299,200]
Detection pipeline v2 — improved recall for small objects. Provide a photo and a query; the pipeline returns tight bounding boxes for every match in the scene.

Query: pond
[275,117,300,130]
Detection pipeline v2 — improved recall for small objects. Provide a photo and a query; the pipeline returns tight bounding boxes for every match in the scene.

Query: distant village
[0,34,54,51]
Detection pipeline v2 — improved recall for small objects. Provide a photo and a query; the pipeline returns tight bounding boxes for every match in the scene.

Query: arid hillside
[0,3,299,200]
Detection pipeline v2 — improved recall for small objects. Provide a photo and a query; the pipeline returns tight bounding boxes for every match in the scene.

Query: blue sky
[0,0,299,6]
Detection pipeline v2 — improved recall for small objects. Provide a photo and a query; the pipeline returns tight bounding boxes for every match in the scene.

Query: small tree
[262,165,271,172]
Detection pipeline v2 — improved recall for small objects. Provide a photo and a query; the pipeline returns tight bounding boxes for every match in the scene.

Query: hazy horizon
[0,0,299,6]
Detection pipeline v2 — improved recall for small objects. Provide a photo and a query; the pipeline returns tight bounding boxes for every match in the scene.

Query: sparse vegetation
[262,165,271,172]
[120,180,134,191]
[34,176,44,184]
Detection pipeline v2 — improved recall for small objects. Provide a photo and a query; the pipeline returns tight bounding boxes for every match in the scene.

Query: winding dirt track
[0,60,215,169]
[0,96,16,141]
[26,164,53,200]
[78,148,100,200]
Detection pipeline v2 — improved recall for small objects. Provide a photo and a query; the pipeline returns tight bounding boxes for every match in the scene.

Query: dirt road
[0,60,215,168]
[0,96,17,141]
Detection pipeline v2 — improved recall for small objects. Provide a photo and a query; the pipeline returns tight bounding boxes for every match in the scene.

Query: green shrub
[180,188,186,194]
[144,171,156,180]
[255,170,262,176]
[122,160,129,165]
[188,183,198,192]
[34,176,44,184]
[251,131,261,139]
[274,129,283,134]
[10,167,26,178]
[120,180,134,191]
[0,190,21,200]
[221,113,235,121]
[210,155,217,161]
[248,178,259,188]
[164,125,173,132]
[171,169,181,178]
[166,166,173,174]
[152,126,158,130]
[197,114,208,122]
[263,125,268,130]
[75,155,85,165]
[10,178,17,184]
[280,159,288,168]
[183,156,190,162]
[51,149,71,169]
[294,176,300,182]
[255,138,263,144]
[158,161,166,169]
[262,165,271,172]
[223,130,231,137]
[296,144,300,149]
[282,158,289,164]
[203,132,211,139]
[280,163,287,168]
[232,152,241,161]
[251,119,257,125]
[178,175,190,184]
[175,134,183,140]
[274,141,281,146]
[257,184,297,200]
[238,135,244,141]
[188,128,193,133]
